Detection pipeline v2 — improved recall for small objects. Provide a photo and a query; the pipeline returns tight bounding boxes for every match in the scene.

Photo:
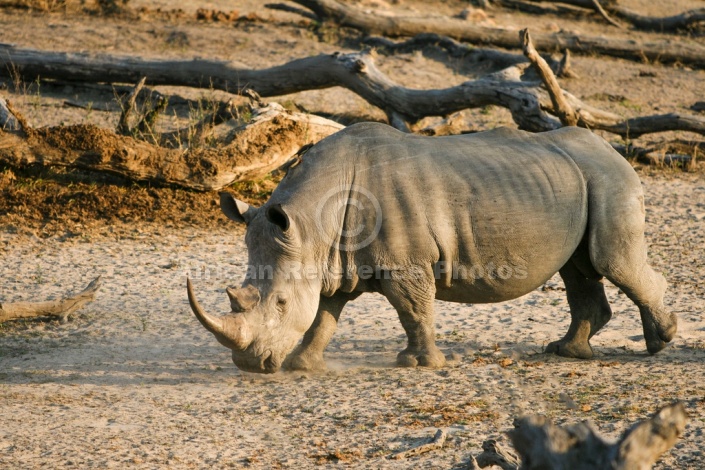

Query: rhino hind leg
[545,259,612,359]
[283,292,359,372]
[588,193,677,354]
[381,271,446,368]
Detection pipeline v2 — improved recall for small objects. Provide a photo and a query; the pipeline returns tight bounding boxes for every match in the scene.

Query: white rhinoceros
[187,122,676,373]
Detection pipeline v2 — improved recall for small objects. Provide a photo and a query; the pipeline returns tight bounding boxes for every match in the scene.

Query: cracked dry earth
[0,172,704,468]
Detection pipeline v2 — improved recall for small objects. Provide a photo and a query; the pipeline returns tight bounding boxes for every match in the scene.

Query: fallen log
[515,0,705,33]
[1,44,703,140]
[0,43,561,132]
[0,101,343,191]
[0,276,101,323]
[611,6,705,33]
[291,0,705,67]
[508,401,687,469]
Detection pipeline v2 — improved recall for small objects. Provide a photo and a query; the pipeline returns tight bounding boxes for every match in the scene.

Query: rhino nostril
[263,350,277,373]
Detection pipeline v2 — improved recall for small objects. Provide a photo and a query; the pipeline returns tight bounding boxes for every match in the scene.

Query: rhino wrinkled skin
[187,122,677,373]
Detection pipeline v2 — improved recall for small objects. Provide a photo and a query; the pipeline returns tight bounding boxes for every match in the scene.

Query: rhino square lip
[235,349,278,374]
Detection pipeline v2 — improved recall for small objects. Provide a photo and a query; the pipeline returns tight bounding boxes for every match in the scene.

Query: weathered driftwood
[290,0,705,67]
[390,428,447,460]
[508,402,687,469]
[0,101,343,191]
[0,276,101,323]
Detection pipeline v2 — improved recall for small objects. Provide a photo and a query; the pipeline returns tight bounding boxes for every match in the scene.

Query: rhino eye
[266,205,290,232]
[276,296,288,308]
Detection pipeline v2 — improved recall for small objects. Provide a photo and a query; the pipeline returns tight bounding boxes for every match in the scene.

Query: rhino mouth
[233,349,280,374]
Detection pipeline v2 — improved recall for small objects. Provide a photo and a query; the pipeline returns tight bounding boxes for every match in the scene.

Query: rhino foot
[282,350,327,372]
[396,347,446,368]
[545,339,594,360]
[642,309,677,355]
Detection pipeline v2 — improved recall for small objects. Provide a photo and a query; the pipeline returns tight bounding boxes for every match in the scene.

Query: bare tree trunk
[0,277,101,323]
[290,0,705,67]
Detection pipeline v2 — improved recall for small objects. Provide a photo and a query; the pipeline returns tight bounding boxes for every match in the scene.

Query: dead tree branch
[362,33,569,75]
[520,29,578,126]
[390,428,447,460]
[612,139,702,167]
[508,402,687,469]
[610,6,705,32]
[0,276,101,323]
[0,44,703,139]
[517,0,704,33]
[290,0,705,67]
[590,0,624,27]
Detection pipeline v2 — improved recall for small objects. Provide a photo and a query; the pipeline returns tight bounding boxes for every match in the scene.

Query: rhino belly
[428,148,588,304]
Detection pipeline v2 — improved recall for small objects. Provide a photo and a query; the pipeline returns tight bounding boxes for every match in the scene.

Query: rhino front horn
[187,278,252,351]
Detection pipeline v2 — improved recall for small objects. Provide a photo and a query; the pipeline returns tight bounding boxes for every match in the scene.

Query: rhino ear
[220,192,257,224]
[266,204,290,232]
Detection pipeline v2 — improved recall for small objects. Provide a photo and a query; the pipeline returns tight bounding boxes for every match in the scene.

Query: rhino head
[187,192,322,373]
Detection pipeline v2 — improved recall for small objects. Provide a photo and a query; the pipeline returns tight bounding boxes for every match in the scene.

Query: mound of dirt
[0,165,276,238]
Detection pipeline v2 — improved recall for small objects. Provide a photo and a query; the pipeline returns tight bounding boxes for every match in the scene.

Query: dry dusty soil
[0,0,704,468]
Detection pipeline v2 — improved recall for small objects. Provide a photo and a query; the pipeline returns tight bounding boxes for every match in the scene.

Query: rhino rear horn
[227,285,261,312]
[220,192,257,224]
[187,278,252,351]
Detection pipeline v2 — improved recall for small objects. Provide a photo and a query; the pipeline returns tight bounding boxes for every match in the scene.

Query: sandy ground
[1,172,704,468]
[1,0,705,468]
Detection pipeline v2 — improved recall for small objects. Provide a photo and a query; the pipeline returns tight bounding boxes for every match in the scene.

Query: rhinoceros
[187,122,676,373]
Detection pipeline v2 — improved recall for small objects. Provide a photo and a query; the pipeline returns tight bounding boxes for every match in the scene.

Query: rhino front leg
[546,259,612,359]
[381,270,446,368]
[283,291,360,372]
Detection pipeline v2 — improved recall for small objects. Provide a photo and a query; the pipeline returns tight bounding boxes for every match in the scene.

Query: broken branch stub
[520,29,578,127]
[508,402,687,470]
[0,276,101,323]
